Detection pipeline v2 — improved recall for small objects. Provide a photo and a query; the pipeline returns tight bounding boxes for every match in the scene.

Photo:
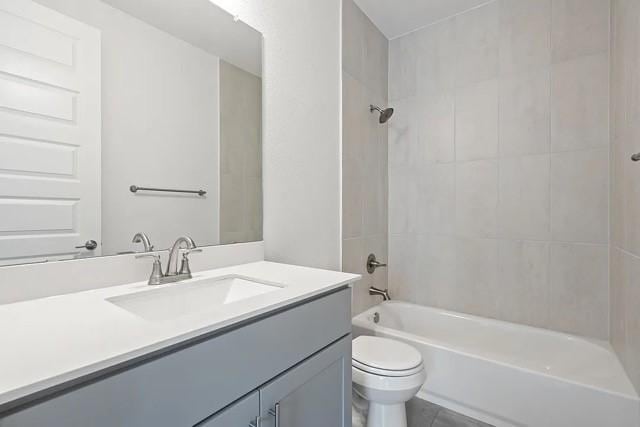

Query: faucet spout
[132,232,153,252]
[369,286,391,301]
[166,236,196,276]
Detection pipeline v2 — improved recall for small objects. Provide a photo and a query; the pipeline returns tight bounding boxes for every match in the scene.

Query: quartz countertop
[0,261,360,411]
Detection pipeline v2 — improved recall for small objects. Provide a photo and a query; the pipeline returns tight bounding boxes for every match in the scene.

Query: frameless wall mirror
[0,0,263,266]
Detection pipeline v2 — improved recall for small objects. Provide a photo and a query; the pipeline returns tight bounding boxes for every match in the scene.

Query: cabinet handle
[268,403,280,427]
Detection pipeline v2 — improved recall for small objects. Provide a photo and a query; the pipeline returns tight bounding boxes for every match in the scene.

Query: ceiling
[353,0,491,39]
[103,0,262,76]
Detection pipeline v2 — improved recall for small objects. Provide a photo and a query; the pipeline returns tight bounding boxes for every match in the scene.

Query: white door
[0,0,101,265]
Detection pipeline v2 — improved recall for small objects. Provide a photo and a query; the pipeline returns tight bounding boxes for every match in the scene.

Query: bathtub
[352,301,640,427]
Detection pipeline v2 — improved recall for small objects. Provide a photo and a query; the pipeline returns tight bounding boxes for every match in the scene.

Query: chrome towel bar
[129,185,206,196]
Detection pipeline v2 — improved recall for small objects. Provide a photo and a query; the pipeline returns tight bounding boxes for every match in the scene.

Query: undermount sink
[107,275,284,322]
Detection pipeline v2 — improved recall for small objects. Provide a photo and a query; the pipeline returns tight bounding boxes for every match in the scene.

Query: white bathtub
[352,301,640,427]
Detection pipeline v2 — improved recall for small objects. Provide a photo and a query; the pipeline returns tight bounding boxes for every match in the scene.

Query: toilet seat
[352,336,423,377]
[352,358,424,377]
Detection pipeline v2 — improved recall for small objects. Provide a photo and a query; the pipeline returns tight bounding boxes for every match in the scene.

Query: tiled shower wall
[342,0,389,315]
[610,0,640,392]
[388,0,611,339]
[220,60,263,245]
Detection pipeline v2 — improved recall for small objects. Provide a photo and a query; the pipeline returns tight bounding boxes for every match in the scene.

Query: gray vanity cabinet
[260,336,351,427]
[199,336,351,427]
[197,392,259,427]
[0,289,352,427]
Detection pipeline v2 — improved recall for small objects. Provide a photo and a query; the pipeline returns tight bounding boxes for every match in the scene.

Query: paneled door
[0,0,101,264]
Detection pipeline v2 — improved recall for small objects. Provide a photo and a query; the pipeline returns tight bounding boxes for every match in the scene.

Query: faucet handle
[366,253,387,274]
[179,249,202,276]
[135,253,164,286]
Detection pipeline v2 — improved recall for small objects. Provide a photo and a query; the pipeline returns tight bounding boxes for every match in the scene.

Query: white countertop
[0,261,360,410]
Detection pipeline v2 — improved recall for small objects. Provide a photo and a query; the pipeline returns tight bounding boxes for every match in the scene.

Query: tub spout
[369,286,391,301]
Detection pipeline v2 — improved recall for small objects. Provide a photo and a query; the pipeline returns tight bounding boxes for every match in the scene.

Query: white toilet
[352,336,427,427]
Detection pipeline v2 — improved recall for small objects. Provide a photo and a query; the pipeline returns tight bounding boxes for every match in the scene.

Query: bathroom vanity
[0,261,358,427]
[0,1,360,426]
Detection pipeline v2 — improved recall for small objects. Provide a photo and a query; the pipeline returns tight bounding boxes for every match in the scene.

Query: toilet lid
[352,336,423,372]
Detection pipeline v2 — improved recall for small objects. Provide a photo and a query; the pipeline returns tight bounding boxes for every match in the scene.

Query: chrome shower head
[370,104,394,124]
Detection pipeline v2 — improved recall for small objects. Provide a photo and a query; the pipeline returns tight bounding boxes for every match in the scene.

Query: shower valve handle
[366,253,387,274]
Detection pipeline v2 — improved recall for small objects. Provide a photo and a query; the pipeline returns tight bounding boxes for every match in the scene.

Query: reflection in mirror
[0,0,262,266]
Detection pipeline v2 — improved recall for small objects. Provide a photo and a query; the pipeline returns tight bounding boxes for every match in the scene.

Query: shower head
[370,104,394,124]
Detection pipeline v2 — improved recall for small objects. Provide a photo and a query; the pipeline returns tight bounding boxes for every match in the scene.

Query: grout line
[496,4,503,246]
[547,0,554,327]
[388,0,498,41]
[387,231,611,248]
[605,0,613,340]
[615,246,640,262]
[428,407,442,427]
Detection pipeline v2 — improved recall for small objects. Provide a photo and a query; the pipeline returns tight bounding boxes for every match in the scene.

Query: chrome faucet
[166,236,197,276]
[136,236,201,285]
[132,232,154,252]
[369,287,391,301]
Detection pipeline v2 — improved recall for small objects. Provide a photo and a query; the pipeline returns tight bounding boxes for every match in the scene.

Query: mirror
[0,0,263,265]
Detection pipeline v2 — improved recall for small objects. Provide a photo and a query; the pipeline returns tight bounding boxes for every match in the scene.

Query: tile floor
[407,398,494,427]
[353,392,493,427]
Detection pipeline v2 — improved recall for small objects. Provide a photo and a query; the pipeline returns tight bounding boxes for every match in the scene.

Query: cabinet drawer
[0,288,351,427]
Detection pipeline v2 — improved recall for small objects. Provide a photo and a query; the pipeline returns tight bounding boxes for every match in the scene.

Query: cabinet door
[260,336,351,427]
[196,392,259,427]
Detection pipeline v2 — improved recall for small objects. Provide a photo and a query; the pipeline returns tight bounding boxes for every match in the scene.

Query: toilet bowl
[352,336,426,427]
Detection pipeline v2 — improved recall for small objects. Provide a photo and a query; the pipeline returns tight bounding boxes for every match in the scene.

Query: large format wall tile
[388,97,418,167]
[415,91,455,163]
[416,164,456,234]
[389,34,417,101]
[456,160,498,238]
[551,149,609,244]
[497,240,550,328]
[455,79,499,161]
[455,1,499,87]
[551,53,609,152]
[498,155,551,240]
[499,68,550,157]
[499,0,551,76]
[455,237,500,317]
[387,0,610,340]
[552,0,610,63]
[549,243,609,339]
[415,19,456,95]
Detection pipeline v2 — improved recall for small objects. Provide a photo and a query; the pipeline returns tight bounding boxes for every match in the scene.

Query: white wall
[211,0,342,270]
[35,0,221,254]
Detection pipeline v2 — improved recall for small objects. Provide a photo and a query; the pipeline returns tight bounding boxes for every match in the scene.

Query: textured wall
[219,60,263,245]
[342,0,389,315]
[610,0,640,393]
[212,0,342,269]
[388,0,611,339]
